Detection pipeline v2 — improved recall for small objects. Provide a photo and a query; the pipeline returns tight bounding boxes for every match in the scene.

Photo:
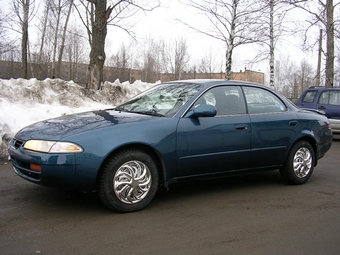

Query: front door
[176,85,251,178]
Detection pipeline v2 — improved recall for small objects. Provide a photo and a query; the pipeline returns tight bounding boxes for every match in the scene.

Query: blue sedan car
[8,80,332,212]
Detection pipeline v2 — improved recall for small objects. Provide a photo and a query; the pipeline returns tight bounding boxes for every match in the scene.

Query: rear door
[316,90,340,119]
[243,86,300,167]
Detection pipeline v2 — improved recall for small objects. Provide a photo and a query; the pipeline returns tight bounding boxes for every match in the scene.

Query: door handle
[235,124,248,130]
[289,121,298,126]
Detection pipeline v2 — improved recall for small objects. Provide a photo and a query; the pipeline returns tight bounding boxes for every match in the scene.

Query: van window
[302,90,317,103]
[329,91,340,106]
[318,91,340,105]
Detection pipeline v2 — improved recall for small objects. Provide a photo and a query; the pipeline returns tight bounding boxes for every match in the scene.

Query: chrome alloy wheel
[113,160,152,204]
[293,147,312,178]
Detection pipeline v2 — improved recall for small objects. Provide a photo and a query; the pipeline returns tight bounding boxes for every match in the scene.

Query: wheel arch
[95,143,167,191]
[288,135,318,167]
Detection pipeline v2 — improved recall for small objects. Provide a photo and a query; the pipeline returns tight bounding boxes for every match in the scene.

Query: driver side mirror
[185,104,217,118]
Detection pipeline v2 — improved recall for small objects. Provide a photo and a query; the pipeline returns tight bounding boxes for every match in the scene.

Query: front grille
[13,139,24,149]
[10,140,42,181]
[16,167,41,180]
[11,156,41,181]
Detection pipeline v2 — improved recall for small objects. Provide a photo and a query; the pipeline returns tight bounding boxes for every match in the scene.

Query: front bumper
[330,119,340,134]
[8,138,77,189]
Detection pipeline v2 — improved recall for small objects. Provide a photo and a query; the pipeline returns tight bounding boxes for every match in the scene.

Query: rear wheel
[98,149,159,212]
[280,141,315,185]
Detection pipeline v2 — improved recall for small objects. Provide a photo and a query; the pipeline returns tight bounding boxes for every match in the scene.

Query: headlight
[24,140,83,153]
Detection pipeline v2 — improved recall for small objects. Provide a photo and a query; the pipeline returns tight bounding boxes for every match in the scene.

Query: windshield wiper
[115,106,128,112]
[133,110,164,117]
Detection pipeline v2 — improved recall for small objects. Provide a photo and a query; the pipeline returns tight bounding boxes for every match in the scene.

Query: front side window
[193,86,246,116]
[243,87,286,114]
[318,91,329,104]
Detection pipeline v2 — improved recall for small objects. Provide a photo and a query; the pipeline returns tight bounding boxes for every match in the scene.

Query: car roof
[305,86,340,90]
[170,79,265,88]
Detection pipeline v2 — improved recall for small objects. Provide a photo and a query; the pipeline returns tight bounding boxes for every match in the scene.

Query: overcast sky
[3,0,316,79]
[104,0,313,74]
[106,0,227,71]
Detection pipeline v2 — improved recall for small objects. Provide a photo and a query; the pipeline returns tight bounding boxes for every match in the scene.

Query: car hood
[15,109,157,141]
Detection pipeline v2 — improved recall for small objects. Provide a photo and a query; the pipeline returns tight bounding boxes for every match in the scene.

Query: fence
[0,61,264,85]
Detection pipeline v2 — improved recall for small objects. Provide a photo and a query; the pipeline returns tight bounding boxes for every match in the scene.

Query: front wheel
[280,141,315,185]
[98,149,159,212]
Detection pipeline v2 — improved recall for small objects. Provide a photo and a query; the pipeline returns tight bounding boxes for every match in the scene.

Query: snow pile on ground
[0,78,157,159]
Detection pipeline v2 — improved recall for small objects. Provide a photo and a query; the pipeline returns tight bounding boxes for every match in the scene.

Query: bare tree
[107,43,131,82]
[183,0,263,79]
[51,0,62,78]
[275,56,296,97]
[11,0,35,78]
[251,0,292,88]
[316,29,323,86]
[56,0,74,78]
[275,55,315,100]
[336,51,340,86]
[325,0,336,87]
[139,38,166,82]
[287,0,338,87]
[49,0,74,78]
[196,47,220,74]
[108,44,130,68]
[74,0,160,89]
[0,9,15,57]
[37,0,51,77]
[63,24,88,81]
[163,37,190,80]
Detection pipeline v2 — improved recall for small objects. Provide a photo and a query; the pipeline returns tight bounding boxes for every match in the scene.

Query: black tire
[97,149,159,212]
[280,141,315,185]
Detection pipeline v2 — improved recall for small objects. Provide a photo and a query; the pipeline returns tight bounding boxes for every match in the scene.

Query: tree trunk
[28,39,34,77]
[269,0,275,88]
[325,0,334,87]
[225,0,238,80]
[57,0,74,78]
[51,0,62,79]
[21,0,29,79]
[38,0,51,78]
[87,1,113,90]
[316,29,322,87]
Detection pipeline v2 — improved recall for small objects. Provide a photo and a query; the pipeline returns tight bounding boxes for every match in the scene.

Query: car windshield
[116,82,202,117]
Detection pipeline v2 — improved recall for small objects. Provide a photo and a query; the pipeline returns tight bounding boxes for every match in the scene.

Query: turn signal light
[30,164,42,172]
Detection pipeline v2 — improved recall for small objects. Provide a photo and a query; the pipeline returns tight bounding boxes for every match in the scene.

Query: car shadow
[151,170,285,207]
[19,170,286,214]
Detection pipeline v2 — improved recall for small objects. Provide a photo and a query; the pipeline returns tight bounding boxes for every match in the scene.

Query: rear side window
[319,91,340,106]
[302,90,317,103]
[243,87,286,114]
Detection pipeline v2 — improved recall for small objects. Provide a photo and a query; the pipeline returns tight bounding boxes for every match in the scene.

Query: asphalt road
[1,139,340,255]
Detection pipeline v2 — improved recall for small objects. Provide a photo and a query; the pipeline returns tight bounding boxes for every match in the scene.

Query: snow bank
[0,78,158,159]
